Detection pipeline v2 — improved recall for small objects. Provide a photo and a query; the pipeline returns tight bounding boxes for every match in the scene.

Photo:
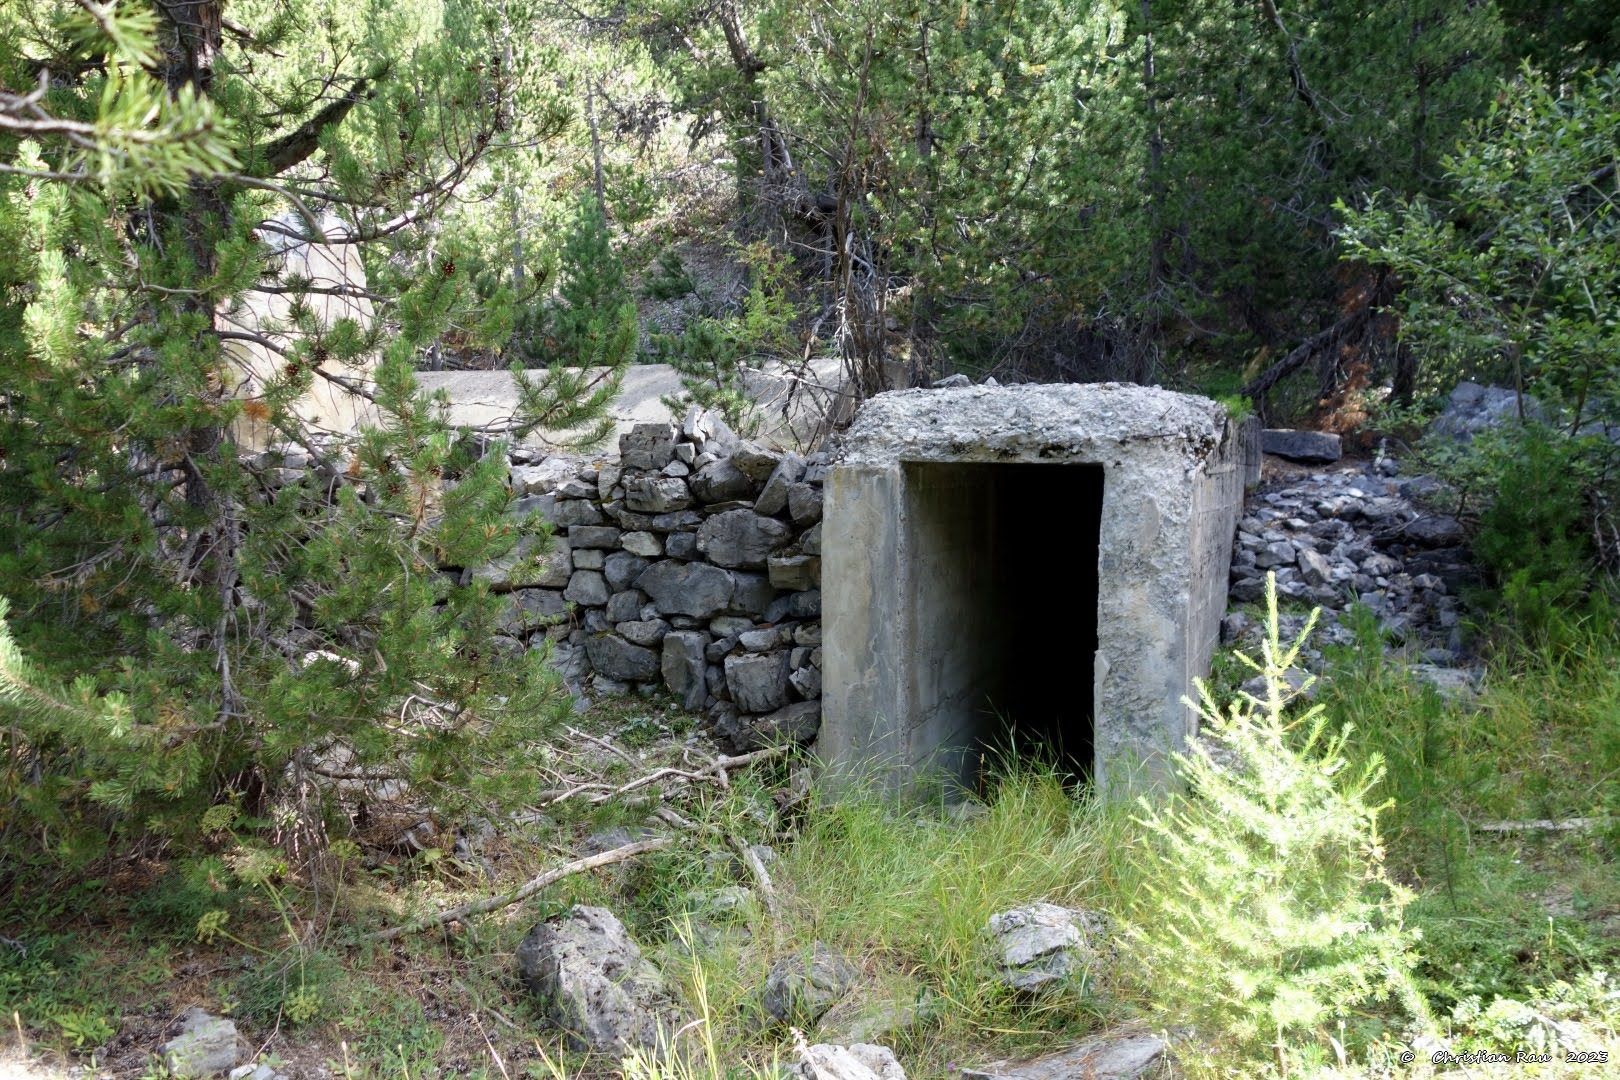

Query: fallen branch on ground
[730,832,780,919]
[364,838,673,942]
[1240,271,1392,401]
[1474,817,1616,835]
[527,745,788,810]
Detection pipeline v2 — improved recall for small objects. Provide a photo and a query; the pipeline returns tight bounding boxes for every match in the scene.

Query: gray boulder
[768,555,821,591]
[471,534,569,590]
[726,651,791,713]
[620,423,678,471]
[1430,381,1542,442]
[499,588,568,634]
[689,458,759,504]
[681,407,740,455]
[731,443,784,483]
[162,1009,239,1078]
[710,616,754,638]
[661,631,710,710]
[986,903,1110,995]
[596,463,622,501]
[621,530,663,557]
[568,525,622,549]
[664,532,698,560]
[605,589,647,623]
[516,905,683,1055]
[749,700,821,747]
[227,1065,287,1080]
[604,551,652,592]
[509,458,577,497]
[564,570,610,607]
[962,1032,1165,1080]
[585,634,661,681]
[1410,663,1481,701]
[638,561,736,618]
[762,942,860,1027]
[730,571,779,616]
[548,498,606,528]
[651,510,705,531]
[1402,514,1465,547]
[1229,576,1265,602]
[754,455,806,516]
[624,476,693,513]
[1255,541,1296,569]
[795,1044,907,1080]
[1262,429,1342,464]
[555,479,598,499]
[787,482,824,526]
[617,619,670,648]
[698,509,793,569]
[789,665,822,700]
[1296,547,1333,587]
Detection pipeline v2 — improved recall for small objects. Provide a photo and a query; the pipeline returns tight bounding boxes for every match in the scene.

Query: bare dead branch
[364,837,674,942]
[730,833,779,919]
[260,75,374,176]
[1474,817,1615,835]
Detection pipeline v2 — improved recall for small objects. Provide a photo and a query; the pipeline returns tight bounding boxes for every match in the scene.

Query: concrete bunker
[821,383,1256,792]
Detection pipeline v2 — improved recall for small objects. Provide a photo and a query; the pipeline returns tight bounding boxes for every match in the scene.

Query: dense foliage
[0,0,600,865]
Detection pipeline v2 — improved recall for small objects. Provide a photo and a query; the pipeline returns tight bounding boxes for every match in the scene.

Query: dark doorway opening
[901,462,1105,792]
[988,464,1103,784]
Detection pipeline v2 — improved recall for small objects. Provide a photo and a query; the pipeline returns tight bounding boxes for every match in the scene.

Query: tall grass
[608,765,1149,1076]
[1319,595,1620,1013]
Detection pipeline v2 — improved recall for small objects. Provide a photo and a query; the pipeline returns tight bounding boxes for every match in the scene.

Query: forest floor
[4,604,1620,1079]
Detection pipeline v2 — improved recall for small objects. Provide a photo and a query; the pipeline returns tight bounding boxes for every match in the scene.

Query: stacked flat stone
[476,411,829,754]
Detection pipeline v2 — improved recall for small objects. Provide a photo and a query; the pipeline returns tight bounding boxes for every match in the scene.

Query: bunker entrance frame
[820,384,1256,794]
[901,461,1104,791]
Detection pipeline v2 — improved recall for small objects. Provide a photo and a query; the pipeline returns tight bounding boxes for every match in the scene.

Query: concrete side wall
[1182,416,1249,744]
[902,463,1005,786]
[1091,462,1196,792]
[821,465,909,772]
[1238,414,1264,489]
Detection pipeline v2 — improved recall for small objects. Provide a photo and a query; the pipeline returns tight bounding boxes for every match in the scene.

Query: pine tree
[0,0,597,865]
[1127,575,1427,1064]
[655,317,756,431]
[508,193,638,448]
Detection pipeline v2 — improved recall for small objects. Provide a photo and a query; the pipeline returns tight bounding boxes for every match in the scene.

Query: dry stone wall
[480,411,830,754]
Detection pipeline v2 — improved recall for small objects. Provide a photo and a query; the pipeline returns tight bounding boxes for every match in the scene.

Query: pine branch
[0,597,129,732]
[260,75,375,176]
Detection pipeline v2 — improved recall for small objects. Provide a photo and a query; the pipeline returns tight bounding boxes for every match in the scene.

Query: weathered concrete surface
[223,214,379,451]
[416,354,851,455]
[822,383,1247,792]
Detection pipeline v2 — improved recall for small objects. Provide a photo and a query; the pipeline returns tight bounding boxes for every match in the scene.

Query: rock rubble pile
[1226,459,1476,658]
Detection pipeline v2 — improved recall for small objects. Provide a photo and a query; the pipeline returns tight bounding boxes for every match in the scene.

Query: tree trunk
[1135,0,1165,385]
[586,82,606,218]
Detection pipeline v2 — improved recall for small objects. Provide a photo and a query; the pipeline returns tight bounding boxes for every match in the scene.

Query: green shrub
[1125,575,1428,1063]
[642,250,697,301]
[1473,426,1595,589]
